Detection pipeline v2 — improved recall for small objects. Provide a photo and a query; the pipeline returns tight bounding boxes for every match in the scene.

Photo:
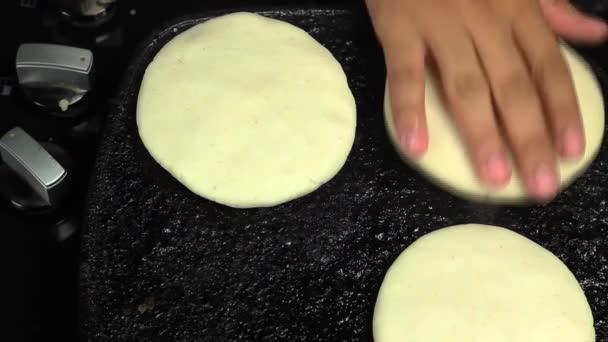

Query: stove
[2,1,342,341]
[3,0,606,341]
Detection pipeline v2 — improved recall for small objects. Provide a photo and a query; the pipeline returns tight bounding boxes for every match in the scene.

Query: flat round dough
[373,224,595,342]
[385,45,605,202]
[137,12,356,208]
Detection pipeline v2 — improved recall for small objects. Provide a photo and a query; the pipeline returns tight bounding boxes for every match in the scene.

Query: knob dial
[0,127,72,212]
[16,43,94,115]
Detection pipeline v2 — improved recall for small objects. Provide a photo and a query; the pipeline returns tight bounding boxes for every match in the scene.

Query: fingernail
[482,152,511,186]
[595,21,608,37]
[531,163,559,200]
[400,128,427,159]
[561,127,584,159]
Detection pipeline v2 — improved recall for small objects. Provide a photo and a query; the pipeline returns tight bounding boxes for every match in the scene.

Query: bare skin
[366,0,607,201]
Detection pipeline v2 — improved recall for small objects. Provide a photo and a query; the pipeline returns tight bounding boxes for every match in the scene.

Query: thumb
[540,0,608,44]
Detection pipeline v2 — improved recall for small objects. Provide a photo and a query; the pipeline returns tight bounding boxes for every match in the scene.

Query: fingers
[425,22,512,187]
[514,3,586,162]
[367,0,589,201]
[462,2,559,200]
[540,0,608,44]
[384,32,429,158]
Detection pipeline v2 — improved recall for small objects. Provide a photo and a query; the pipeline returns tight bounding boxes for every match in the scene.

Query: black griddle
[80,5,608,342]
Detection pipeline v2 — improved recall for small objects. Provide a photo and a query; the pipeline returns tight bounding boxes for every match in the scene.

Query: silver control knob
[0,127,68,207]
[16,43,94,112]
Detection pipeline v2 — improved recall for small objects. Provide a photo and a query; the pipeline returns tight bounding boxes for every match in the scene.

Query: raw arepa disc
[384,45,605,202]
[137,12,356,208]
[373,224,595,342]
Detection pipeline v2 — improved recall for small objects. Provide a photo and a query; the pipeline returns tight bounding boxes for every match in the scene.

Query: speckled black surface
[80,6,608,342]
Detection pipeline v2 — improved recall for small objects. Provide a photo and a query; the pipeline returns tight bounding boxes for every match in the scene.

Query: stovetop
[3,0,606,341]
[2,1,340,341]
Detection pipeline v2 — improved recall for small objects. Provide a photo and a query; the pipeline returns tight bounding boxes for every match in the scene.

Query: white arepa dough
[373,224,595,342]
[385,45,605,202]
[137,12,356,208]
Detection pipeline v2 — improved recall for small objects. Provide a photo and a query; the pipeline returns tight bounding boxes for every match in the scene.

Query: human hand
[367,0,607,200]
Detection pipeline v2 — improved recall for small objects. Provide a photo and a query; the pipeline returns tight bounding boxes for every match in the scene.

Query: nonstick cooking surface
[81,6,608,342]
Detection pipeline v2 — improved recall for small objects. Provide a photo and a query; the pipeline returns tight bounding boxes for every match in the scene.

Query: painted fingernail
[482,152,511,186]
[561,127,584,159]
[400,128,427,159]
[531,163,559,200]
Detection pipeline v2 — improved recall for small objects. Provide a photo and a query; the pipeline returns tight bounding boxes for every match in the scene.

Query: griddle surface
[81,6,608,342]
